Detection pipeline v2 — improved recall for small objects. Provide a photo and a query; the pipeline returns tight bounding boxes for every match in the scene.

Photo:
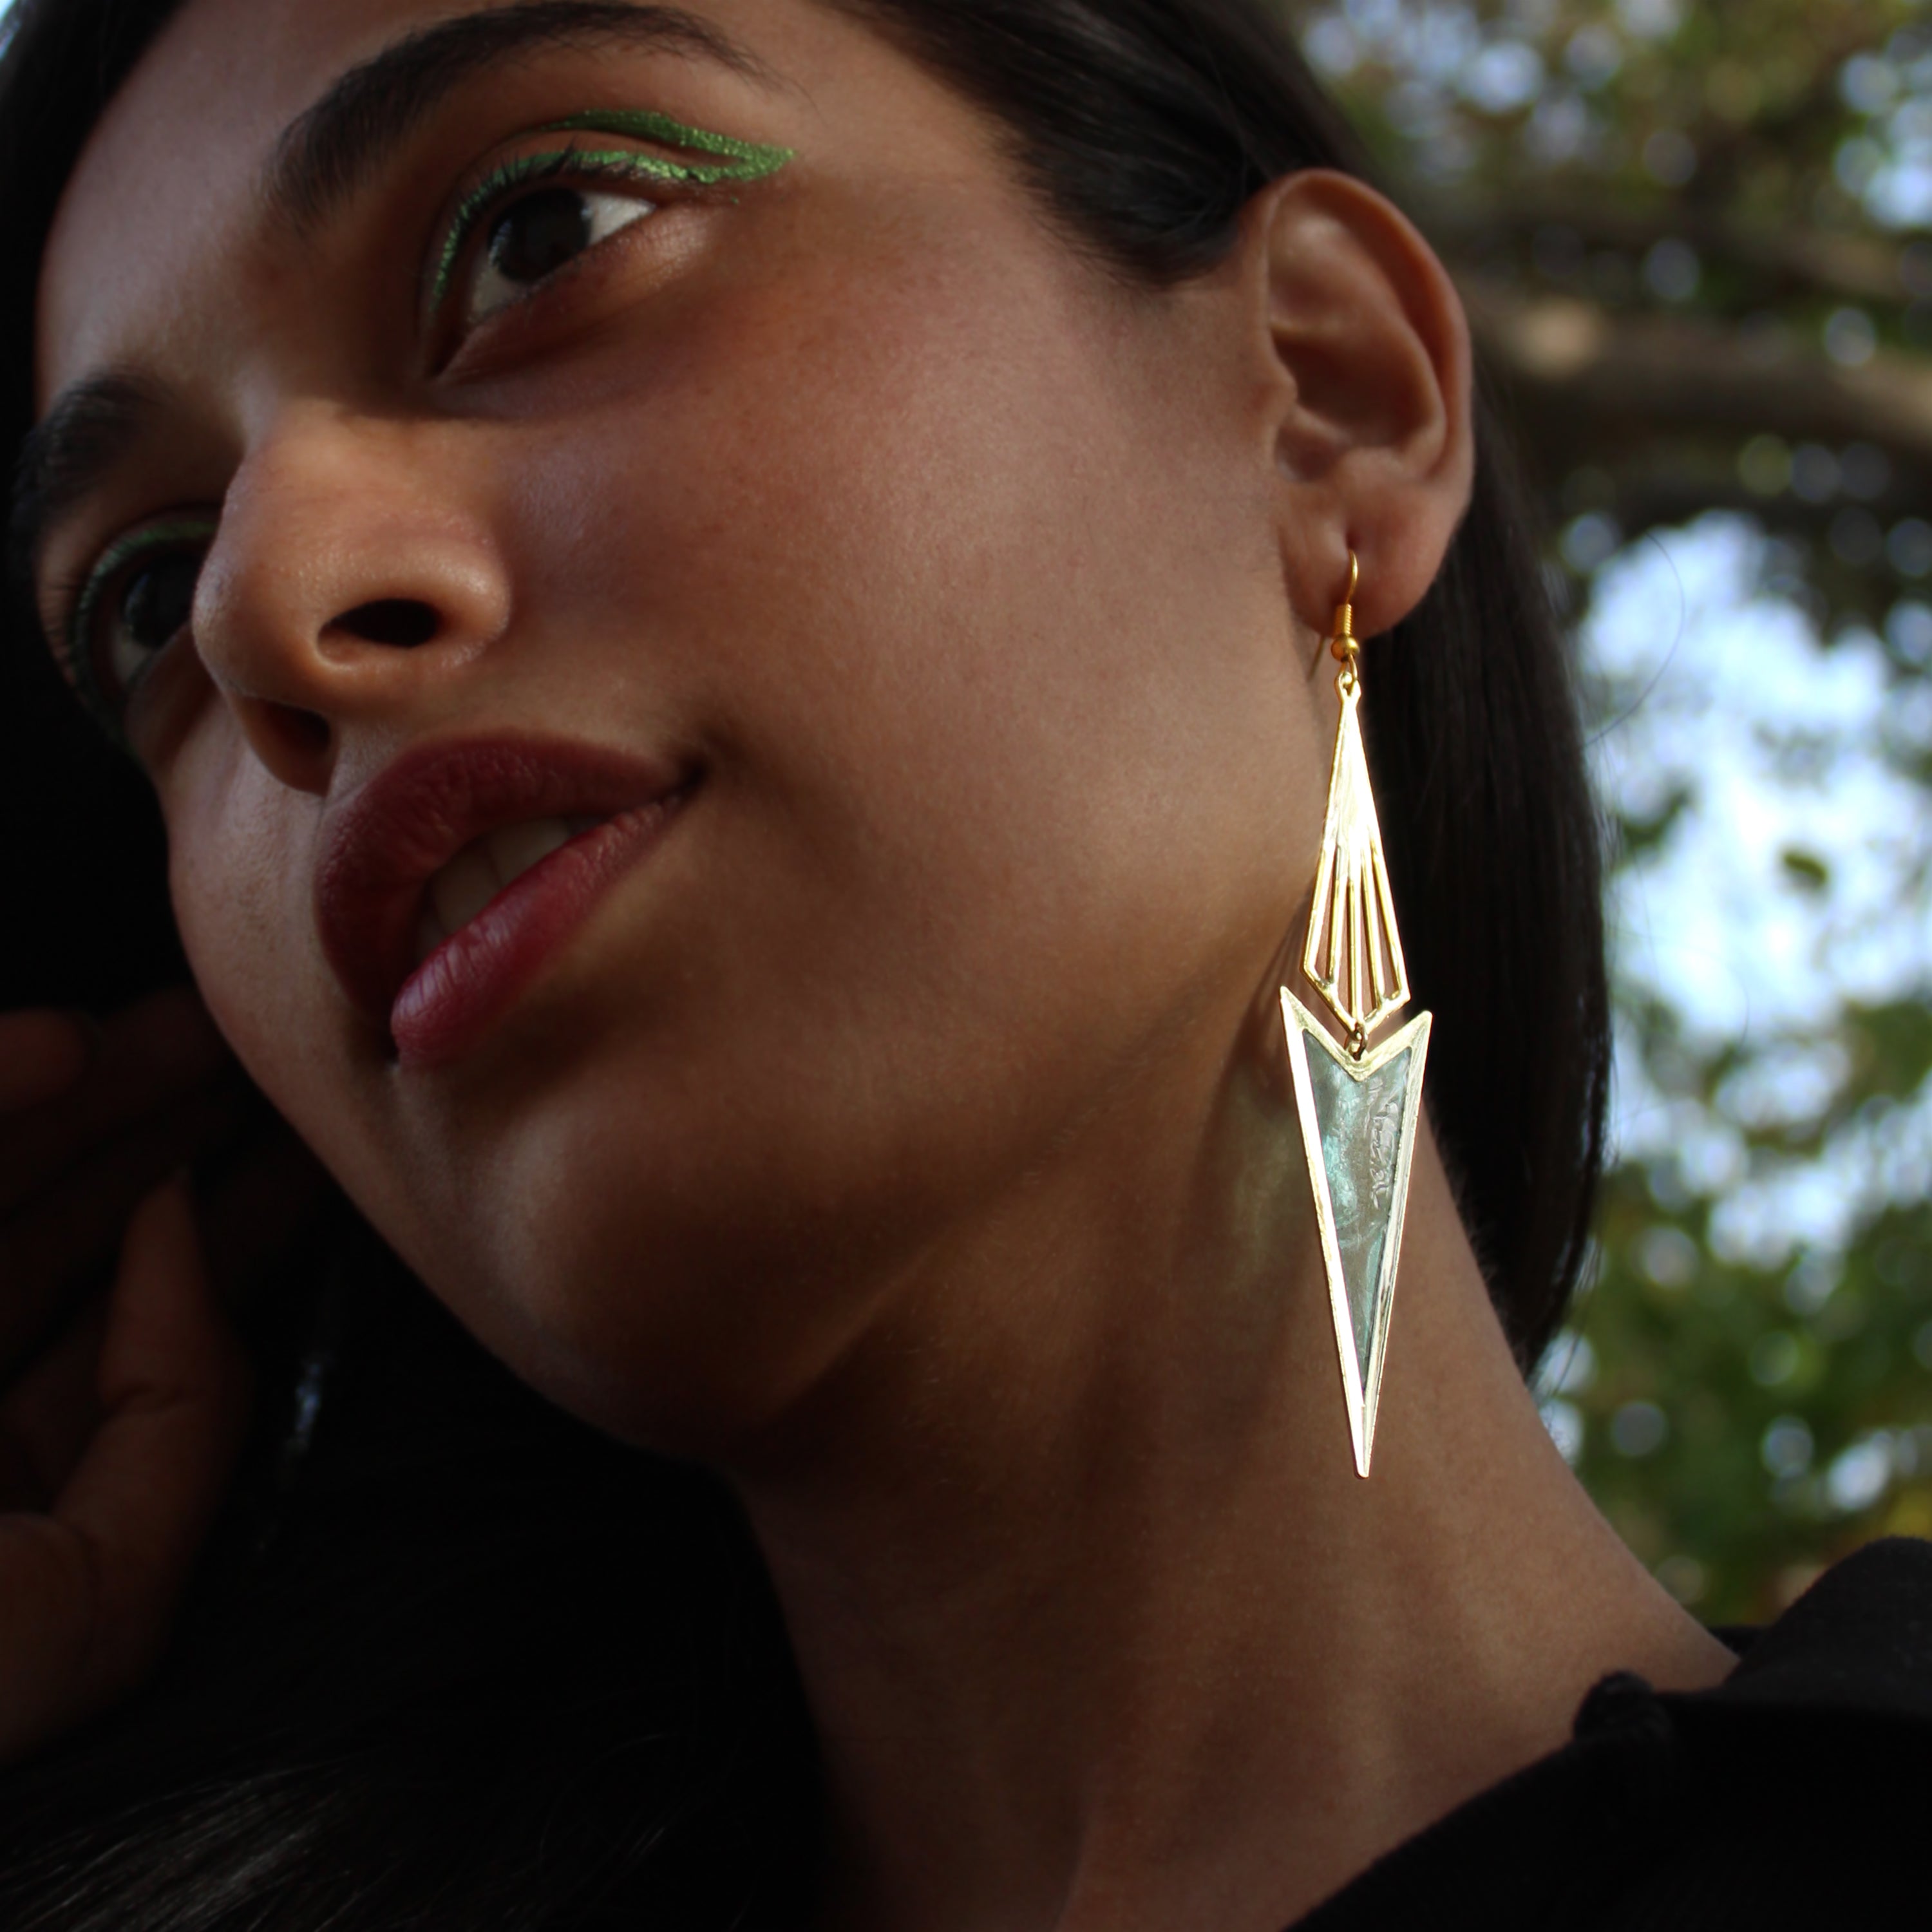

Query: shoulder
[1695,1533,1932,1724]
[1590,1537,1932,1927]
[1293,1540,1932,1932]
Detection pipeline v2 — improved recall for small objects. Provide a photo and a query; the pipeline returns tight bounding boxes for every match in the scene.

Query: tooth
[415,905,450,969]
[431,846,503,936]
[485,817,572,888]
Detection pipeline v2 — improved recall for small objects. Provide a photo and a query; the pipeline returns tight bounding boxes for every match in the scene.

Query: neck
[724,1003,1732,1932]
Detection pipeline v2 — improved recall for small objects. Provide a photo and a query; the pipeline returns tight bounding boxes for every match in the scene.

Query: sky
[1585,513,1932,1266]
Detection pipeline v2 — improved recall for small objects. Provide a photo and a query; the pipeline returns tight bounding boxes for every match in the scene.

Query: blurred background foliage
[1284,0,1932,1620]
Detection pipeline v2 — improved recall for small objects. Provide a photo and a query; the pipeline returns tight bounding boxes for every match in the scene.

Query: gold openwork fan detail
[1300,676,1410,1050]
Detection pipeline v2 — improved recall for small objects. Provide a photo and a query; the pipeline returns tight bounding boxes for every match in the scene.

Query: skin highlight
[30,4,1738,1930]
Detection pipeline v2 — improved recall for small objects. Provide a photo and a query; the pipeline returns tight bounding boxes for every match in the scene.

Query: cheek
[165,744,360,1148]
[170,760,296,1032]
[426,242,1311,1375]
[520,229,1298,1032]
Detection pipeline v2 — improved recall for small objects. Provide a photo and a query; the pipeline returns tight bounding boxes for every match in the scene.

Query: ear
[1238,170,1474,641]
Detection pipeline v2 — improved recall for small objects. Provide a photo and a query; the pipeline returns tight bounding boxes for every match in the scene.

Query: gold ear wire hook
[1327,549,1362,689]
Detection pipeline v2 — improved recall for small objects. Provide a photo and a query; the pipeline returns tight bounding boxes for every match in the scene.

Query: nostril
[330,599,440,648]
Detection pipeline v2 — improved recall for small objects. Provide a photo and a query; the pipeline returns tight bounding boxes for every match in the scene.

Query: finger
[0,1297,109,1511]
[0,1080,254,1381]
[0,987,231,1218]
[0,1177,251,1767]
[0,1012,97,1113]
[0,1124,330,1510]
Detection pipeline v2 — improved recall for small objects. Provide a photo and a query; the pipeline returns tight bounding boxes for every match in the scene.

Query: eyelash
[60,520,216,737]
[49,526,211,742]
[429,102,793,337]
[430,143,710,328]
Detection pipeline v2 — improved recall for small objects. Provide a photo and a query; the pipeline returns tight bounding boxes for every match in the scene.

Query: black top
[1294,1536,1932,1929]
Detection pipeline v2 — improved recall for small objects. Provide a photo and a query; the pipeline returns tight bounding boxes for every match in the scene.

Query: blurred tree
[1298,1,1932,568]
[1286,0,1932,1620]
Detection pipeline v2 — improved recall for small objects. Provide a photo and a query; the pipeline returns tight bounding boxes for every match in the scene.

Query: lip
[315,734,694,1068]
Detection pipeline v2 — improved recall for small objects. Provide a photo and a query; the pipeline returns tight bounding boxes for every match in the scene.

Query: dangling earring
[1280,551,1432,1479]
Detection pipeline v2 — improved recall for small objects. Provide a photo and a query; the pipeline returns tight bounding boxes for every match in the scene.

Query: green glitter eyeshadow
[429,109,793,314]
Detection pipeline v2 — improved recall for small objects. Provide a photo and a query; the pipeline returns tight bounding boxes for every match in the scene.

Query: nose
[193,404,511,796]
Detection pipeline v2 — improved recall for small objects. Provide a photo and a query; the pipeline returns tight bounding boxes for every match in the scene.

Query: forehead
[41,0,423,402]
[33,0,849,412]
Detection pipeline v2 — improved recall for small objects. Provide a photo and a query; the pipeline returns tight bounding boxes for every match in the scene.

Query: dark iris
[486,187,594,287]
[120,552,200,655]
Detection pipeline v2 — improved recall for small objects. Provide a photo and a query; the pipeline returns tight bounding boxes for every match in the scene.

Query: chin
[345,1028,923,1458]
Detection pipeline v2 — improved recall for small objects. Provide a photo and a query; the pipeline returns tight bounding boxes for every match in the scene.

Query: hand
[0,992,325,1766]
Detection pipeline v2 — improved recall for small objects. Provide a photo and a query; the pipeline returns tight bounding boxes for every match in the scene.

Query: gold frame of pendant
[1280,989,1432,1480]
[1301,675,1410,1046]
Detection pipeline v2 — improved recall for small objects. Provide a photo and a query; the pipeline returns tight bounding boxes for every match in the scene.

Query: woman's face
[34,0,1318,1449]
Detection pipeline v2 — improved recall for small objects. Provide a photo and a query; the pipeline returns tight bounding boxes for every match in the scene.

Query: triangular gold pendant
[1280,990,1431,1478]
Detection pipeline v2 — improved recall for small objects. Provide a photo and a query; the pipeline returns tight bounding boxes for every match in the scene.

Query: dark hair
[0,1,1610,1924]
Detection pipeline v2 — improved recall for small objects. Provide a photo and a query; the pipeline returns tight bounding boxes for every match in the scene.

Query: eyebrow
[265,1,777,236]
[13,2,775,595]
[10,372,169,596]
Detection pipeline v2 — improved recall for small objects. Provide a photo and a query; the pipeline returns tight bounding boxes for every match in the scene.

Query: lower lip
[390,793,688,1070]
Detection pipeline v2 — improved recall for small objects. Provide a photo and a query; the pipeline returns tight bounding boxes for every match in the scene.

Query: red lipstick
[315,735,693,1069]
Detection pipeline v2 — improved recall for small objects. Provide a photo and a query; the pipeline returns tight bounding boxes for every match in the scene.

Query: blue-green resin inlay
[1303,1042,1414,1385]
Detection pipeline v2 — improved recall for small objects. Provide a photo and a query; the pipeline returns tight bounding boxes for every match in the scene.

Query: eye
[66,525,213,724]
[460,182,658,327]
[109,552,201,679]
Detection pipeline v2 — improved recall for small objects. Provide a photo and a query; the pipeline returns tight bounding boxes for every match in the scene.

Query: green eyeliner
[66,517,218,738]
[430,110,793,314]
[541,108,793,173]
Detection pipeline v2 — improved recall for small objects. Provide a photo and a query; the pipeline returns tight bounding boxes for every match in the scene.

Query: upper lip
[315,732,692,1030]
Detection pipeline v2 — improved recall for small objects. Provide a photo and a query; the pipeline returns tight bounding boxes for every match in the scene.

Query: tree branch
[1435,201,1914,307]
[1464,278,1932,471]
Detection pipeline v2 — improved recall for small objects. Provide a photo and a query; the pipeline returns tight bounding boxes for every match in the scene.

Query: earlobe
[1242,169,1474,641]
